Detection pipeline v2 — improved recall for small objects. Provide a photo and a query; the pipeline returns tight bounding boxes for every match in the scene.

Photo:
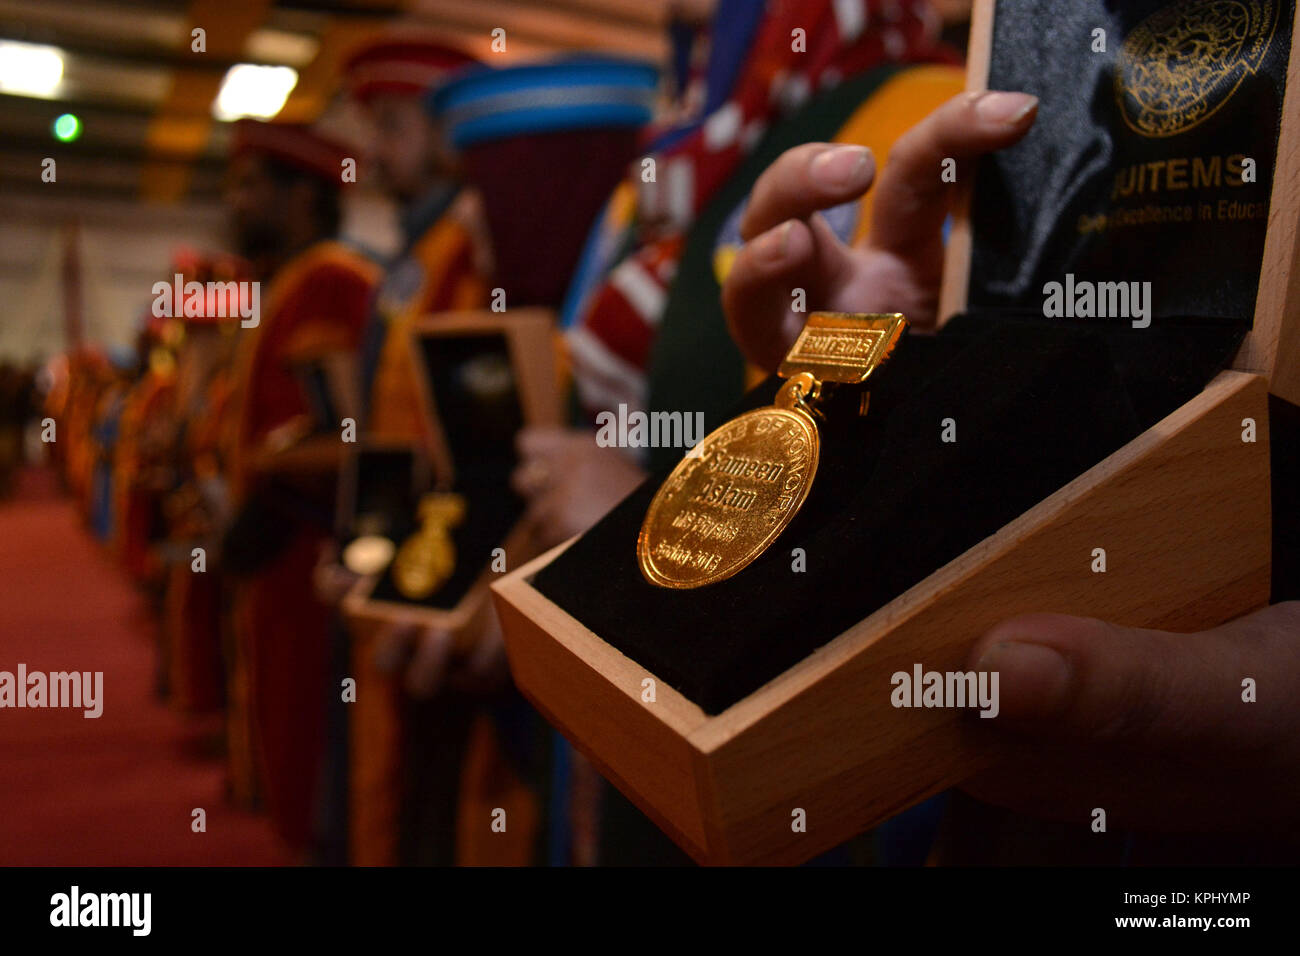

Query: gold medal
[392,492,467,600]
[638,313,906,589]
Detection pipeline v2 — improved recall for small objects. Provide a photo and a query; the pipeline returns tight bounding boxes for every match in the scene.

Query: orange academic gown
[348,201,488,866]
[350,194,544,867]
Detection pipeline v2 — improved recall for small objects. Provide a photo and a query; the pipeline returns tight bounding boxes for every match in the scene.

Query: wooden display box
[343,308,562,643]
[492,0,1300,864]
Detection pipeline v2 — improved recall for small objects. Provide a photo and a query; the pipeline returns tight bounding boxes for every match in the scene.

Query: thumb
[968,603,1300,763]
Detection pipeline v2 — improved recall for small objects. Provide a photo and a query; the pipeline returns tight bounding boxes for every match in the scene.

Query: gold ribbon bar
[778,312,907,384]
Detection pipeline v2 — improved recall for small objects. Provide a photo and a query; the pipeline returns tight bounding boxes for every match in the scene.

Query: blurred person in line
[510,0,961,864]
[110,313,181,700]
[313,34,490,866]
[348,37,489,447]
[58,348,111,513]
[387,49,673,865]
[88,348,137,543]
[160,251,248,718]
[219,119,378,854]
[112,312,181,589]
[36,355,69,473]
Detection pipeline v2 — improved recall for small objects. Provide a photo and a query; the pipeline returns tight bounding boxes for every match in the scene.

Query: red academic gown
[226,241,377,851]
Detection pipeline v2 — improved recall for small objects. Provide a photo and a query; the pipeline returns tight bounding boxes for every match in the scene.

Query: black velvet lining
[367,332,528,610]
[533,315,1245,713]
[367,472,524,609]
[340,447,422,542]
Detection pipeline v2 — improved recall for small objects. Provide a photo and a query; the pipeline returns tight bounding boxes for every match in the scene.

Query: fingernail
[809,144,872,188]
[753,220,794,262]
[974,641,1071,719]
[975,91,1038,126]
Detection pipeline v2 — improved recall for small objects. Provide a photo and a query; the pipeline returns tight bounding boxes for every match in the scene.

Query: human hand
[512,426,647,550]
[721,90,1038,371]
[961,601,1300,841]
[392,605,509,699]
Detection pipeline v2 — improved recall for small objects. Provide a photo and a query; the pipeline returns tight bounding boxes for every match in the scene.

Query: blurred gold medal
[638,313,906,589]
[393,492,467,600]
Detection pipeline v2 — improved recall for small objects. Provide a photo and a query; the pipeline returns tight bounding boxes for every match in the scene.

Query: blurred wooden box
[492,0,1298,864]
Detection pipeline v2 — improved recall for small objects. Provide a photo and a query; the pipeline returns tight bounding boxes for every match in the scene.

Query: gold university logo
[1115,0,1278,138]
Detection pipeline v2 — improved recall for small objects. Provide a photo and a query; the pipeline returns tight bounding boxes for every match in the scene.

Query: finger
[404,626,455,698]
[868,90,1037,257]
[739,143,876,241]
[722,216,859,371]
[967,604,1300,761]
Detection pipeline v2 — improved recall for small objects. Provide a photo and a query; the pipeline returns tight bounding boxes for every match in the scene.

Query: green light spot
[52,113,81,142]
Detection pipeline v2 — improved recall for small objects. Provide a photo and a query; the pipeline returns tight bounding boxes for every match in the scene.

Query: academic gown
[113,369,176,583]
[165,366,236,715]
[336,186,498,866]
[90,386,127,542]
[336,186,547,866]
[224,240,378,852]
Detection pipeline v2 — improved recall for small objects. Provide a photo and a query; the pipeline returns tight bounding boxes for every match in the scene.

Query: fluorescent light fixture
[0,41,65,98]
[212,63,298,121]
[244,29,319,68]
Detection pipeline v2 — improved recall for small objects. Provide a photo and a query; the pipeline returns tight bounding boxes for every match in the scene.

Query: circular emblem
[1114,0,1277,138]
[637,406,819,589]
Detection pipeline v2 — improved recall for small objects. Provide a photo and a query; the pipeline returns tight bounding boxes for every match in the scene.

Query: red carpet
[0,467,291,865]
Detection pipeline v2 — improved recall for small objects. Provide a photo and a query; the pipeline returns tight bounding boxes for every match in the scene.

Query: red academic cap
[343,36,478,101]
[229,118,351,183]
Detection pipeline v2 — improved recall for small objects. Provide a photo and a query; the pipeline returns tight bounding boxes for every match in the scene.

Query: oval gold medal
[636,312,907,590]
[637,406,819,588]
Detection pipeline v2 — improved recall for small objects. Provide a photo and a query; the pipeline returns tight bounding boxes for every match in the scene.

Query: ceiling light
[0,41,65,98]
[244,29,319,68]
[212,63,298,121]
